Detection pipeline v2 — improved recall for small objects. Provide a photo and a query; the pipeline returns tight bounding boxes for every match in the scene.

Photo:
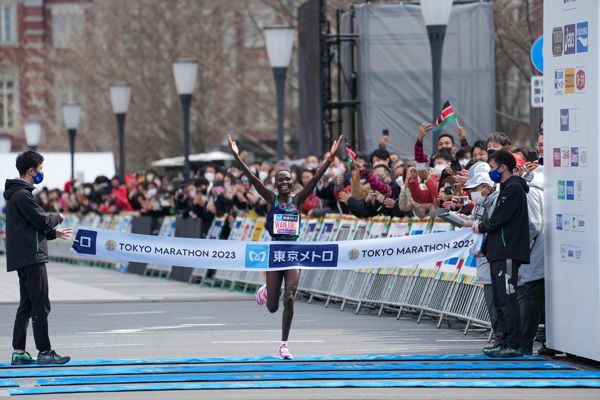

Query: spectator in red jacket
[111,175,133,212]
[299,169,321,215]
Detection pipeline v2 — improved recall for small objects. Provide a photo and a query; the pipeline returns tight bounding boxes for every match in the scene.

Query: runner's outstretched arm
[296,135,343,205]
[228,135,275,203]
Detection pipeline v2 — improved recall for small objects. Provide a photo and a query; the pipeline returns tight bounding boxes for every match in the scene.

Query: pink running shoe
[255,284,267,305]
[279,344,294,360]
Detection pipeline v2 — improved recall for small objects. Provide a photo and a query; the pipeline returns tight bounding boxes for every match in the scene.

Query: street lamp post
[24,121,42,151]
[172,59,198,182]
[264,26,294,160]
[62,103,81,183]
[110,83,131,180]
[420,0,453,148]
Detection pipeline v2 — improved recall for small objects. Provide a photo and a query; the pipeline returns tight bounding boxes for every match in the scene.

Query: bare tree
[494,0,543,144]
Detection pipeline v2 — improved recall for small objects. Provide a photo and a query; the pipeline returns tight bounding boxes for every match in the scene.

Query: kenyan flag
[433,101,457,132]
[346,143,356,168]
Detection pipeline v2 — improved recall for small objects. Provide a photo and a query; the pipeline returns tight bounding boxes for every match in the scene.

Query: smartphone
[382,129,389,136]
[416,162,429,171]
[450,160,462,172]
[452,183,462,195]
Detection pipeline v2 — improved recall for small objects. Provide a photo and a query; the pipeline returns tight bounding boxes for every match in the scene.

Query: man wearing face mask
[465,150,530,358]
[463,162,503,352]
[4,151,73,365]
[304,154,320,171]
[203,166,216,183]
[414,124,469,164]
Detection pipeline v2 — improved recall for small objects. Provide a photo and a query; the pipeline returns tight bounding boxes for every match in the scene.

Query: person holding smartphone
[414,124,469,164]
[379,129,390,150]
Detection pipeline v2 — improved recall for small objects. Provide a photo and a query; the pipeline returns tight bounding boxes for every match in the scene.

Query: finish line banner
[71,228,482,271]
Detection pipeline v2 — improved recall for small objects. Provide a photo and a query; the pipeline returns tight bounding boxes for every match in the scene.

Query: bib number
[273,214,300,236]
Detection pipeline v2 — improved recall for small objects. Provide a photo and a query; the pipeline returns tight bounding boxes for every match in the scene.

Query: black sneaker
[11,351,35,365]
[37,350,70,365]
[483,344,502,355]
[487,345,523,358]
[537,345,557,356]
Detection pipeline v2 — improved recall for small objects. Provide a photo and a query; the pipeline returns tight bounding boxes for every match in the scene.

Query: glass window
[52,4,84,49]
[0,2,16,44]
[0,71,17,129]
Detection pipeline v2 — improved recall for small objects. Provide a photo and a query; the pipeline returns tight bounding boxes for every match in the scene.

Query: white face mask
[470,191,484,204]
[433,164,447,176]
[306,162,319,170]
[146,174,155,183]
[204,172,215,182]
[459,159,470,167]
[331,167,344,176]
[146,188,157,199]
[258,171,269,182]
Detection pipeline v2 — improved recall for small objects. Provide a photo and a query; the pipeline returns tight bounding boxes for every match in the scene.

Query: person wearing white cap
[463,162,502,353]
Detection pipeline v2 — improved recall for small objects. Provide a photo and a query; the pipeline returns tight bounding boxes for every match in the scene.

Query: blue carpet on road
[1,355,598,395]
[0,354,547,369]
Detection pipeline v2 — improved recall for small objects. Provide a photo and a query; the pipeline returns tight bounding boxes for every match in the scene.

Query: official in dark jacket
[466,150,530,358]
[4,151,72,365]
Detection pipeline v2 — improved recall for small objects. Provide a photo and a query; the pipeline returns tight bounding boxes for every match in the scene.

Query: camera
[455,196,470,207]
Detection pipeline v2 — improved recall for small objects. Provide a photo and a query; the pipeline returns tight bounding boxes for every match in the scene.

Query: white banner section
[71,228,482,271]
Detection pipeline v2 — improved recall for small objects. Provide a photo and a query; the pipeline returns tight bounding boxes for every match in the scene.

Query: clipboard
[437,208,468,228]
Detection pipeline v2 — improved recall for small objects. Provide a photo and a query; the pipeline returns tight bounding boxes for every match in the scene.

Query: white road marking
[435,339,489,342]
[91,311,167,316]
[53,343,145,348]
[211,340,325,344]
[80,323,226,334]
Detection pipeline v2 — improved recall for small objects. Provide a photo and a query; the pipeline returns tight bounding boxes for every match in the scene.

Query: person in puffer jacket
[517,165,544,355]
[465,150,531,358]
[4,151,72,365]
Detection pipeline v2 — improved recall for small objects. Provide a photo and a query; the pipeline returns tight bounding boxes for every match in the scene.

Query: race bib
[273,214,300,236]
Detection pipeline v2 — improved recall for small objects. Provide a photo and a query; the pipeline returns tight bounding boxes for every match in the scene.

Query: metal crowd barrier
[214,214,491,336]
[37,212,491,336]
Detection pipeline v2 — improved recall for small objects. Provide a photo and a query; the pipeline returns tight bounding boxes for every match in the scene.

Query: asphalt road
[0,261,598,399]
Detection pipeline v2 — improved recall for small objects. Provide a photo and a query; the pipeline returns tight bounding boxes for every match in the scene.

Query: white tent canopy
[150,151,233,167]
[0,152,115,208]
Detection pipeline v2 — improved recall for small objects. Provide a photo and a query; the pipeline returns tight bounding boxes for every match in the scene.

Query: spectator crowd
[27,123,544,232]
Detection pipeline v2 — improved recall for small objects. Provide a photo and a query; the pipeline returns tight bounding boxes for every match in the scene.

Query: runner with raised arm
[227,134,343,359]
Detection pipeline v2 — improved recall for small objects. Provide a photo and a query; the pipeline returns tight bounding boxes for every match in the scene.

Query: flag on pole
[345,144,356,169]
[433,101,457,132]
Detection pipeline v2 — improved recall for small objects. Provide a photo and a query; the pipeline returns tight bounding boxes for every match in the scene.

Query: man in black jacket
[4,151,72,365]
[466,150,530,358]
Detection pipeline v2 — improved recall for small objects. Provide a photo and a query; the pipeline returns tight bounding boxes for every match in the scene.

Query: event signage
[71,228,483,272]
[544,0,600,361]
